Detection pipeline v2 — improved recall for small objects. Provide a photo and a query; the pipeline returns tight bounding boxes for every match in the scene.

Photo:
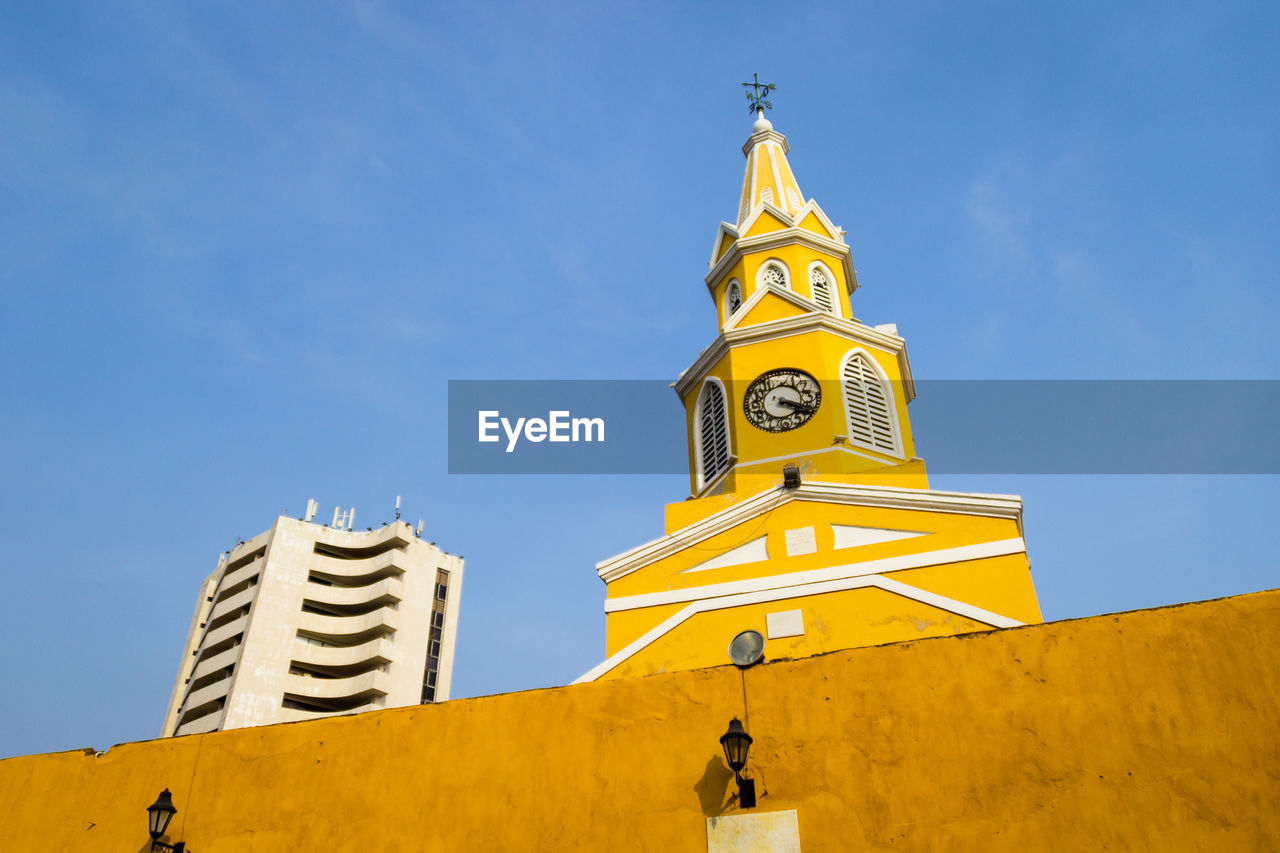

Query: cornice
[595,481,1025,583]
[721,282,818,332]
[709,199,856,294]
[742,128,789,157]
[673,312,915,401]
[707,226,856,299]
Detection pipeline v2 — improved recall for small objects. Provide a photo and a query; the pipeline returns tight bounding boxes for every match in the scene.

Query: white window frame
[755,260,791,292]
[692,377,732,492]
[808,261,840,317]
[724,279,743,322]
[839,348,903,458]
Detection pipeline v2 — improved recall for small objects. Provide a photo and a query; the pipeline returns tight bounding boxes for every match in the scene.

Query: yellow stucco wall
[4,589,1278,851]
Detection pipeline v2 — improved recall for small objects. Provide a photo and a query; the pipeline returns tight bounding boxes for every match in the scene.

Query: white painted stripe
[596,481,1024,582]
[575,575,1024,683]
[681,536,770,573]
[766,142,786,209]
[732,442,894,471]
[832,524,927,549]
[604,538,1025,613]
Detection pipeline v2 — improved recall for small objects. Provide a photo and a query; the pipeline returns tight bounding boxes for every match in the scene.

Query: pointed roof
[737,113,805,226]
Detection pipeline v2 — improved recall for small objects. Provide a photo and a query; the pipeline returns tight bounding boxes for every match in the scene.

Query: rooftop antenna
[304,498,318,523]
[332,506,356,531]
[395,495,401,521]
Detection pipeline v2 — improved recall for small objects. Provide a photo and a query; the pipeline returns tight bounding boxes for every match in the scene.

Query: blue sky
[0,1,1276,759]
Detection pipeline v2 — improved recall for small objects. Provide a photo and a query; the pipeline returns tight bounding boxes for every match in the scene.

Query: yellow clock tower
[577,108,1043,683]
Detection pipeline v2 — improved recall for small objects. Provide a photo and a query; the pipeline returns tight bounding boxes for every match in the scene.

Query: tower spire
[736,102,804,226]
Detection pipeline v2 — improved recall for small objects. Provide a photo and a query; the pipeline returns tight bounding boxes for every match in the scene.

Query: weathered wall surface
[2,589,1277,852]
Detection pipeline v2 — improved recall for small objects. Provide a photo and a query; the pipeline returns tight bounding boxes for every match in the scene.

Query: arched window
[757,261,789,291]
[724,279,742,319]
[841,350,899,456]
[694,378,731,490]
[786,187,801,211]
[809,263,837,316]
[739,199,750,223]
[759,187,773,206]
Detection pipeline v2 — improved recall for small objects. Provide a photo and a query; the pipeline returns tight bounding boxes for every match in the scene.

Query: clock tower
[577,107,1043,684]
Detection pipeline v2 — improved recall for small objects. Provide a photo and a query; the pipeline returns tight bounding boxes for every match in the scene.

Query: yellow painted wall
[3,589,1277,851]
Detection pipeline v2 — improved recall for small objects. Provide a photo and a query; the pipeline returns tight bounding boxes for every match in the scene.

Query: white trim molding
[709,197,856,294]
[596,480,1025,583]
[576,573,1025,683]
[673,312,914,402]
[721,281,821,332]
[603,538,1027,613]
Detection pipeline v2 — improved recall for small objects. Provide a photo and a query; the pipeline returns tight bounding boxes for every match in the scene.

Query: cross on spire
[741,73,776,114]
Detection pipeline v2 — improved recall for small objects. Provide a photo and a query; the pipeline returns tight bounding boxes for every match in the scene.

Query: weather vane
[742,73,776,114]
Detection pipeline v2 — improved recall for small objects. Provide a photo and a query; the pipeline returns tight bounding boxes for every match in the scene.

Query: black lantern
[146,789,186,852]
[719,718,757,808]
[782,464,801,489]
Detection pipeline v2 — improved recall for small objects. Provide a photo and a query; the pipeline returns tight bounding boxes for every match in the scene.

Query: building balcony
[282,669,390,702]
[201,613,249,650]
[180,674,233,716]
[292,636,396,671]
[173,709,223,736]
[208,585,258,624]
[189,645,241,684]
[307,548,408,587]
[304,576,402,609]
[274,701,381,725]
[214,557,262,600]
[297,608,397,645]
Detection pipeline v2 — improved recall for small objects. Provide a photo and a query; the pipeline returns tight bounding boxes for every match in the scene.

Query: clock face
[743,368,822,432]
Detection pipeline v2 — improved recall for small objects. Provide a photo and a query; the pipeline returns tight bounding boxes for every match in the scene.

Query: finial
[741,73,776,116]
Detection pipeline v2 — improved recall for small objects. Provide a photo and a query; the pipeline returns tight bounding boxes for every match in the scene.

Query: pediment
[727,285,817,330]
[709,221,739,266]
[741,205,793,238]
[794,200,842,241]
[598,481,1025,589]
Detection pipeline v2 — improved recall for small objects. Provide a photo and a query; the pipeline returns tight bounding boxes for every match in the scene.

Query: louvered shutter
[842,353,897,454]
[810,267,835,314]
[698,381,731,486]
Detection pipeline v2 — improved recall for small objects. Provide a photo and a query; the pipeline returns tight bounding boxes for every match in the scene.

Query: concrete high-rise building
[161,508,463,737]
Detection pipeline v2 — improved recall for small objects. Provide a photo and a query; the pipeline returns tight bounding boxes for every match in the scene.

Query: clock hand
[777,398,816,414]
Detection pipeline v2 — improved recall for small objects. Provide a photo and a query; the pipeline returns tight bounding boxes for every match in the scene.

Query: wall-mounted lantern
[146,789,188,852]
[719,718,757,808]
